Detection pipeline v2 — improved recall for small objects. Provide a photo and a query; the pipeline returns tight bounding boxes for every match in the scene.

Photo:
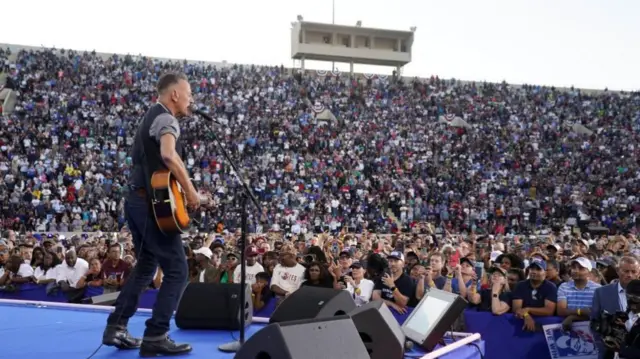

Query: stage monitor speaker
[349,300,405,359]
[175,282,252,330]
[401,288,467,351]
[235,315,370,359]
[85,291,120,306]
[269,286,356,324]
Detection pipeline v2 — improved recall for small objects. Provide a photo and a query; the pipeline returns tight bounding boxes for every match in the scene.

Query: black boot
[139,336,192,357]
[102,325,142,350]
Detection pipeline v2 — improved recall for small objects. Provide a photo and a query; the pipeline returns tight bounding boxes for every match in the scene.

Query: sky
[2,0,638,91]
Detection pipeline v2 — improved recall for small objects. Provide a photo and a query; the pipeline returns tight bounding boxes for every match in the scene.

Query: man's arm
[512,299,524,314]
[526,300,557,317]
[557,283,570,317]
[0,271,10,286]
[159,134,196,195]
[269,267,288,296]
[591,288,602,320]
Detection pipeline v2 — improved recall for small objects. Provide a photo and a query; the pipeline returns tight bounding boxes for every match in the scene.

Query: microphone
[190,105,221,125]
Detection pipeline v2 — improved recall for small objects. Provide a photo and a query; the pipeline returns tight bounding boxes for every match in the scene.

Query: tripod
[191,109,262,353]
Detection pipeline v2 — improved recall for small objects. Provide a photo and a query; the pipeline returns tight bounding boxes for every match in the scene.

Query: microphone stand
[192,111,262,353]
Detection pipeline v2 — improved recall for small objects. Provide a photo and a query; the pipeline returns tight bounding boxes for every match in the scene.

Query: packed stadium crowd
[1,46,640,237]
[2,44,640,358]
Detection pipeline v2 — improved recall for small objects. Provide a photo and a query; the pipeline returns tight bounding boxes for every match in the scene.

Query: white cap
[193,247,213,259]
[571,257,593,271]
[490,251,503,262]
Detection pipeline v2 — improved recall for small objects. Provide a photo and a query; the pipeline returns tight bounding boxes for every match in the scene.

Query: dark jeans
[107,192,188,340]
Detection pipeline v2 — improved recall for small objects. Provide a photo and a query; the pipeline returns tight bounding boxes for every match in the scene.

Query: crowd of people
[3,227,640,356]
[1,46,639,237]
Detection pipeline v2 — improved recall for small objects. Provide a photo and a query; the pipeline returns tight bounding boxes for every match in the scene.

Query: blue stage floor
[0,301,483,359]
[0,302,262,359]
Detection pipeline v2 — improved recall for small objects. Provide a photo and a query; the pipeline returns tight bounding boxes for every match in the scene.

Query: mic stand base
[218,340,243,353]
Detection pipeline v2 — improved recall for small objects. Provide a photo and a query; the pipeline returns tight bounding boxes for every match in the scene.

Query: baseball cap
[339,250,352,258]
[193,247,213,259]
[387,251,404,261]
[596,257,617,268]
[490,251,503,262]
[350,262,363,269]
[571,257,593,271]
[546,244,561,252]
[460,257,475,267]
[245,245,260,257]
[488,265,507,276]
[529,258,547,270]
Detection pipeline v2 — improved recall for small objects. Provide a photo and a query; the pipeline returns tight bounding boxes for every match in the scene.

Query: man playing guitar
[102,72,200,357]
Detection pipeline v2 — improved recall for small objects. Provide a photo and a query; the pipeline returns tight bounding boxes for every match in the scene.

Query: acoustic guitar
[150,169,191,234]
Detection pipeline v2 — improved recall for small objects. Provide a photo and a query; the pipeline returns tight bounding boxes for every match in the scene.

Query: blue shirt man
[512,258,558,331]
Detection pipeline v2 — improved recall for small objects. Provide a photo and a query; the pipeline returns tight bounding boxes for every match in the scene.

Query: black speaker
[175,282,252,330]
[269,286,356,323]
[235,315,370,359]
[349,300,405,359]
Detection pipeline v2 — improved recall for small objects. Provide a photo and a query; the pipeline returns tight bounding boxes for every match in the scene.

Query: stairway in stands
[387,209,402,228]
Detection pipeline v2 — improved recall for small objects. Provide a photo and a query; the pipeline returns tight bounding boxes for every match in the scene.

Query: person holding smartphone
[372,252,416,314]
[343,263,374,306]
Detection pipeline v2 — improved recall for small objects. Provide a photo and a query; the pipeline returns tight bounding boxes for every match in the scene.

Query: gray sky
[3,0,638,90]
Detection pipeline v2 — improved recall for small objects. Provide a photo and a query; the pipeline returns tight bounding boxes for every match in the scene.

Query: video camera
[591,310,629,348]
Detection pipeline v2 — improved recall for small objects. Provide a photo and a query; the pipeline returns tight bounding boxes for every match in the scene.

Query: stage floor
[0,301,482,359]
[0,302,262,359]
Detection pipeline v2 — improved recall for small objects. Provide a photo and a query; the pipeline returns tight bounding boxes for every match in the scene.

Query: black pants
[107,192,188,340]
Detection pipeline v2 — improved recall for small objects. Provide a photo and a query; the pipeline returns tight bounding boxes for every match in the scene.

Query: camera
[591,310,629,348]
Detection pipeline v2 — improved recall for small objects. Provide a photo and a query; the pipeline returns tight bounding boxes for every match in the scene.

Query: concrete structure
[290,21,414,75]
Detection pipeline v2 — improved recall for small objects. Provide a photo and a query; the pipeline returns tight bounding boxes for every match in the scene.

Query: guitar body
[150,169,191,235]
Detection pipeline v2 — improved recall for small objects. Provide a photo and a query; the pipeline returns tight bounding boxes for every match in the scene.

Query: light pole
[331,0,335,72]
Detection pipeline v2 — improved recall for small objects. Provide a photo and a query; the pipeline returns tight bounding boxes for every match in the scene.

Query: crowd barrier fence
[1,284,562,359]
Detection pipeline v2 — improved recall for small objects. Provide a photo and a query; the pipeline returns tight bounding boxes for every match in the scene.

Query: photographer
[617,279,640,359]
[592,256,640,359]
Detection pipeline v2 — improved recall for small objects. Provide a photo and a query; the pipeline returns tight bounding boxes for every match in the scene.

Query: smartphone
[474,262,484,279]
[349,246,356,256]
[449,250,460,268]
[331,242,339,254]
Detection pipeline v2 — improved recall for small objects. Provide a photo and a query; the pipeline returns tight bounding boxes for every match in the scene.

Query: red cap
[245,245,260,257]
